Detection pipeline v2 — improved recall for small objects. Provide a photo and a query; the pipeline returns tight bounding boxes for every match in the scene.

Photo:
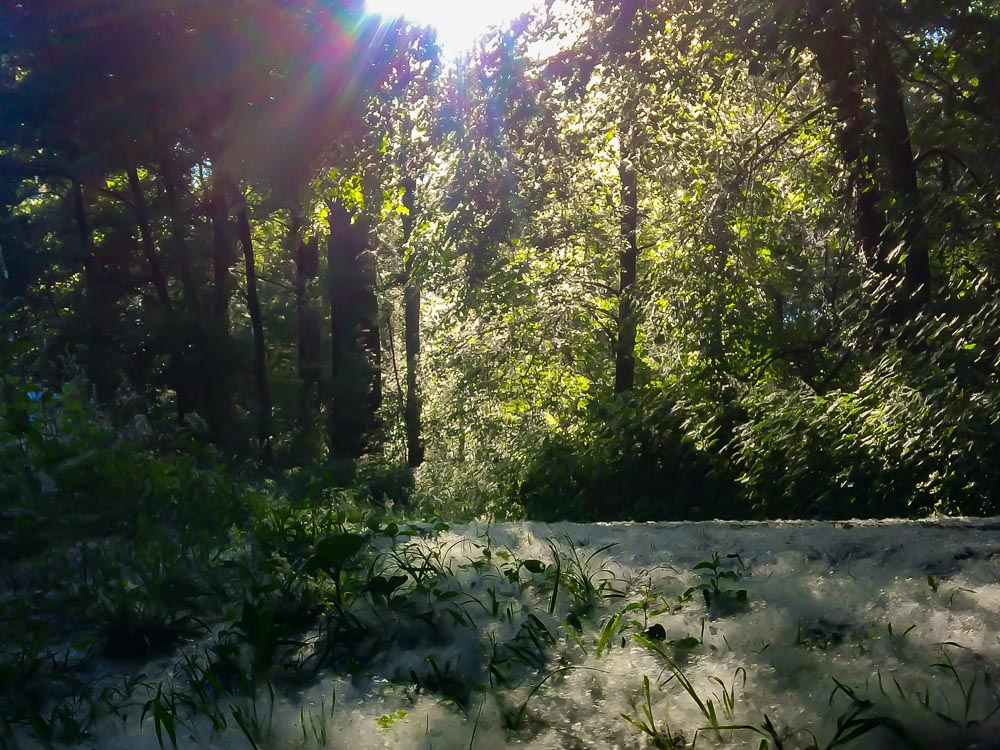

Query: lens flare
[365,0,536,52]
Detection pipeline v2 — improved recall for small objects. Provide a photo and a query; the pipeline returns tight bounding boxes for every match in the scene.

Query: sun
[365,0,538,53]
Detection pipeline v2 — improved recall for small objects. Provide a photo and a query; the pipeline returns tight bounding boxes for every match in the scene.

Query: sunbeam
[365,0,538,52]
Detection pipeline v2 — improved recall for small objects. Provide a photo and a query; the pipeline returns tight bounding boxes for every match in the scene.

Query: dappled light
[2,0,1000,748]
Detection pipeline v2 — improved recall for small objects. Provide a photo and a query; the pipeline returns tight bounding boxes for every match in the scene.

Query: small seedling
[620,675,685,749]
[687,551,750,617]
[377,710,408,729]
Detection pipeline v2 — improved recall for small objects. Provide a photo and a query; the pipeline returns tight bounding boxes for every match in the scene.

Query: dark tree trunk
[234,190,273,464]
[361,238,382,423]
[611,0,642,394]
[127,165,172,312]
[72,181,116,401]
[400,175,424,467]
[210,186,233,324]
[127,164,202,421]
[202,181,235,445]
[856,0,931,297]
[292,207,322,455]
[72,181,96,281]
[153,141,206,421]
[806,0,892,275]
[326,201,381,458]
[614,140,639,394]
[154,140,201,317]
[707,197,732,377]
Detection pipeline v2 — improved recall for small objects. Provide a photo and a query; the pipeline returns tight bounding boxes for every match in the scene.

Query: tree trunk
[233,189,273,464]
[292,206,322,456]
[361,236,383,425]
[856,0,931,297]
[806,0,892,275]
[326,201,381,458]
[127,164,203,421]
[401,175,424,467]
[154,139,201,316]
[202,180,235,445]
[614,139,639,394]
[72,181,116,401]
[153,141,207,421]
[72,180,96,282]
[707,196,733,378]
[210,185,233,324]
[127,165,172,312]
[612,0,642,395]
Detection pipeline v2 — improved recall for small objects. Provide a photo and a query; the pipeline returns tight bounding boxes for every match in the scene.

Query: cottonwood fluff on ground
[13,518,1000,750]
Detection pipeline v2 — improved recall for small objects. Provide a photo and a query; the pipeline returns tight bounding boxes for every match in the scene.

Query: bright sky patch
[365,0,536,52]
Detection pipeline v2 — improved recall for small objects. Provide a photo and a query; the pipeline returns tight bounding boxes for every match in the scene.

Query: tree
[326,197,382,458]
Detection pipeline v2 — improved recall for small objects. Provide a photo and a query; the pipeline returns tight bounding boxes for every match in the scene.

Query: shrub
[517,390,739,522]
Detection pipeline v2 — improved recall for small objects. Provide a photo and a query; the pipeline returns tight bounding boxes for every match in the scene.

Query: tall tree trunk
[806,0,892,275]
[326,201,381,458]
[362,241,383,425]
[127,164,201,419]
[72,180,96,283]
[400,175,424,467]
[233,189,273,464]
[856,0,931,297]
[210,186,233,324]
[126,165,172,312]
[292,206,322,457]
[706,196,733,379]
[202,181,235,444]
[154,139,201,317]
[72,181,115,401]
[612,0,642,394]
[615,137,639,394]
[153,139,205,420]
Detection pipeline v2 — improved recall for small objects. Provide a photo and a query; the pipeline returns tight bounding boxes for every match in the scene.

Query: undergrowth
[2,371,1000,749]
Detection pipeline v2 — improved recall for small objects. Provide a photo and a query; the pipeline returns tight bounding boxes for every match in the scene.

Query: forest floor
[3,511,1000,750]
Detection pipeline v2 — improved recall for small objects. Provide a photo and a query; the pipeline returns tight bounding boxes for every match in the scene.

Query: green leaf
[315,534,368,567]
[368,574,408,598]
[521,559,546,574]
[643,623,667,641]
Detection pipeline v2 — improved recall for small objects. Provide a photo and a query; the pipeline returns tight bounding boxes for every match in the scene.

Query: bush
[0,375,246,550]
[517,390,739,522]
[729,283,1000,519]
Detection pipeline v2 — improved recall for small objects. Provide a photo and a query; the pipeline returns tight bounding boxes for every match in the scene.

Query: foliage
[731,285,1000,519]
[5,3,1000,747]
[0,371,246,549]
[518,389,737,521]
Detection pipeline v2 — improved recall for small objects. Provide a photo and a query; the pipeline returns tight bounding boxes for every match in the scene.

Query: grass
[2,477,1000,750]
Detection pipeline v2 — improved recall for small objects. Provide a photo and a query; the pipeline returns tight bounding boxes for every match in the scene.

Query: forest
[2,0,1000,748]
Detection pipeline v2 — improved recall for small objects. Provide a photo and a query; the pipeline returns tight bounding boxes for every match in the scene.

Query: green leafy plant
[686,552,750,617]
[304,533,369,608]
[620,675,686,749]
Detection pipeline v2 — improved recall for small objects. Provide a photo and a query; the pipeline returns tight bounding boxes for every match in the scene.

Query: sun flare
[365,0,538,52]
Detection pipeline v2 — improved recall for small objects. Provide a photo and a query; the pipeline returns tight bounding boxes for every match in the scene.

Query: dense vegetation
[2,0,999,521]
[3,2,1000,746]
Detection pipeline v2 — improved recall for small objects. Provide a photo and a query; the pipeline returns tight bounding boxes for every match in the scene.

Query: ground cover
[3,499,1000,750]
